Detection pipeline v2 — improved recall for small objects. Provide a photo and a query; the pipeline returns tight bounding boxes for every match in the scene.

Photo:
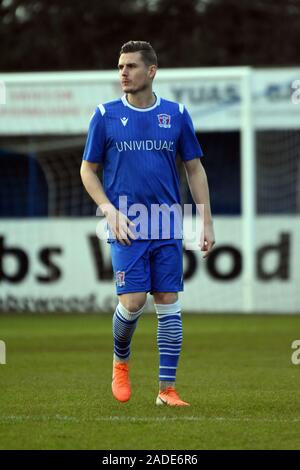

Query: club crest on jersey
[116,271,125,287]
[157,114,171,128]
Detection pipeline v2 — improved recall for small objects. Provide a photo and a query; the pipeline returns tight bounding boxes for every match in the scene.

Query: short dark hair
[119,40,158,66]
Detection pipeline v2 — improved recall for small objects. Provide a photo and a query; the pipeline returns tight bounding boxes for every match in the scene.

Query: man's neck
[126,90,156,109]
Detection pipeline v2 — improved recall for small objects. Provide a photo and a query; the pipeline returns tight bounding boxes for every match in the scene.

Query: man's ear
[148,65,157,80]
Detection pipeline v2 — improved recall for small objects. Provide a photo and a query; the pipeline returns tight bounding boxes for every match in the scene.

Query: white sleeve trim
[98,104,106,116]
[179,103,184,114]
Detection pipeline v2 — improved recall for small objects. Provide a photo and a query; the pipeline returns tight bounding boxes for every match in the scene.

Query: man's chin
[122,86,135,94]
[121,84,148,95]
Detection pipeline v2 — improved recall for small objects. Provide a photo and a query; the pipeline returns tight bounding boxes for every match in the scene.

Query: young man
[80,40,215,406]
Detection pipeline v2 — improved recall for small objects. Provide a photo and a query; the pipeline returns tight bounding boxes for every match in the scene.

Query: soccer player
[80,40,215,406]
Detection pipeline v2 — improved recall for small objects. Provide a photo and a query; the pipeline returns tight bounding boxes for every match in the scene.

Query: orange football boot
[112,362,131,402]
[156,386,190,407]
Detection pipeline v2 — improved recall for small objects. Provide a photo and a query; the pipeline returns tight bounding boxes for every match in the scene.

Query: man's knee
[118,293,147,312]
[153,292,178,304]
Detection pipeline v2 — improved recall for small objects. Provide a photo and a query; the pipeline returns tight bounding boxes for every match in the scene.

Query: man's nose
[122,67,128,76]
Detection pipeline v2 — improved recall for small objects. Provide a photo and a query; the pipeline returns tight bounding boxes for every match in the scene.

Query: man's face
[118,52,156,94]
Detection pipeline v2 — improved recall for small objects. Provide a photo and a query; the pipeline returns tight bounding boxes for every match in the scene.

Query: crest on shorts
[116,271,125,287]
[157,114,171,128]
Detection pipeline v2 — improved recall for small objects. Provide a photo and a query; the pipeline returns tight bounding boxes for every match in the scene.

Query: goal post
[241,69,256,313]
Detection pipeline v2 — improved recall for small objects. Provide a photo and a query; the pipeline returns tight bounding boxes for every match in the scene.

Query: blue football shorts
[110,238,184,295]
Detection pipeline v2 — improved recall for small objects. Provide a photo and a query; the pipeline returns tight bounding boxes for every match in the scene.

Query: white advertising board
[0,217,299,313]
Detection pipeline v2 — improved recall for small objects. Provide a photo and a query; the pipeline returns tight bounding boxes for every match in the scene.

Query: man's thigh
[150,239,184,294]
[110,240,151,294]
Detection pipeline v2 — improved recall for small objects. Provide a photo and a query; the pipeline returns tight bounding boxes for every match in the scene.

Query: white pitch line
[1,415,300,424]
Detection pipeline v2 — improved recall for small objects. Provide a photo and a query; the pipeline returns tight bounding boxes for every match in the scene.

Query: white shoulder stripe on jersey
[98,104,106,116]
[179,103,184,114]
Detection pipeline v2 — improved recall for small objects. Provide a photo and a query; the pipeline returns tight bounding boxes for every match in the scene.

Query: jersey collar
[121,93,161,112]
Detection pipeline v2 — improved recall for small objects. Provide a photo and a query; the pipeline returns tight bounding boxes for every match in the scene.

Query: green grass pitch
[1,312,300,450]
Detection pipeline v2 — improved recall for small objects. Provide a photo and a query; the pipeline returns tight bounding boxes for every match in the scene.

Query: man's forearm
[80,163,135,245]
[186,166,213,225]
[80,167,112,212]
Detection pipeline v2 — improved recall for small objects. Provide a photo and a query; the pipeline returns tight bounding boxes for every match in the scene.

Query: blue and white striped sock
[113,302,144,362]
[155,301,183,384]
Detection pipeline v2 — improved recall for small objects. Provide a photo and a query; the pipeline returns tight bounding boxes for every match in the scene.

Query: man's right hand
[100,203,136,245]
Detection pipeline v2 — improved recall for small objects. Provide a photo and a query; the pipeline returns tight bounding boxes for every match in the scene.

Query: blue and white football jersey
[83,94,203,239]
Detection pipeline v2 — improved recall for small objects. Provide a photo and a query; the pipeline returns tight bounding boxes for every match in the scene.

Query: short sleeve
[178,106,203,161]
[82,108,106,163]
